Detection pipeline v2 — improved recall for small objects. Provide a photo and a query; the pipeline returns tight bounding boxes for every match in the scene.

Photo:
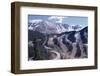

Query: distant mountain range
[28,20,86,34]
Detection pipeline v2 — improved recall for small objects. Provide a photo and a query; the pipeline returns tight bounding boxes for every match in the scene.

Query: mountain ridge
[28,19,87,34]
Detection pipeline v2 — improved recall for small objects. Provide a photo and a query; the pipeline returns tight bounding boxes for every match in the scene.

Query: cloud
[48,16,65,23]
[29,19,42,23]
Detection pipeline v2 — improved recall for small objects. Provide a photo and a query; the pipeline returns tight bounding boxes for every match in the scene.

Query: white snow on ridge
[56,24,66,34]
[28,26,33,30]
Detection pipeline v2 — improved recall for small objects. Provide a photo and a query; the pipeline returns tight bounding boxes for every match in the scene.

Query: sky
[28,15,88,27]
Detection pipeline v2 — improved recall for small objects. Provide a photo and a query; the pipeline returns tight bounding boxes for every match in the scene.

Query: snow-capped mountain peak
[28,19,83,34]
